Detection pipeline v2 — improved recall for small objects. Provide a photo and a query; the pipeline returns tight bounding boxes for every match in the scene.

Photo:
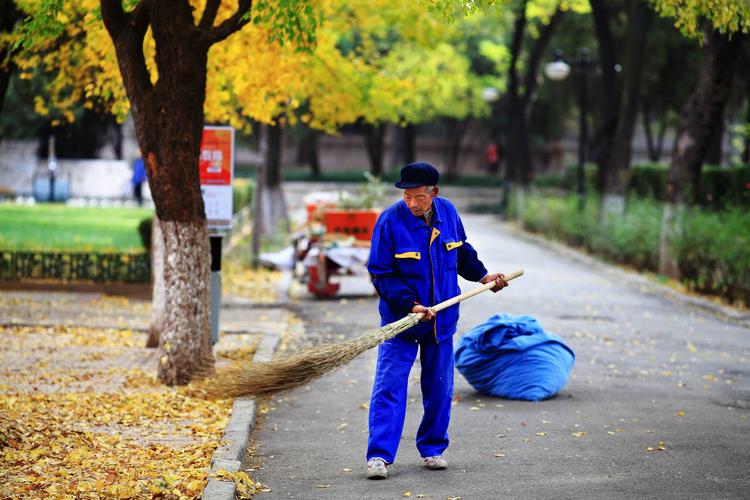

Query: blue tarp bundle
[454,314,575,401]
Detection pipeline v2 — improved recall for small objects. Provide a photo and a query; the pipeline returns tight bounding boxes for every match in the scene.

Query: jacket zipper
[428,224,437,342]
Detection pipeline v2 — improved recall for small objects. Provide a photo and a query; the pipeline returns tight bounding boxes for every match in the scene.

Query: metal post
[209,235,222,345]
[577,48,589,211]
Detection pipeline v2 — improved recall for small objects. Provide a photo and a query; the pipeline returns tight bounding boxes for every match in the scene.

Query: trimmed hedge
[533,163,750,207]
[510,192,750,306]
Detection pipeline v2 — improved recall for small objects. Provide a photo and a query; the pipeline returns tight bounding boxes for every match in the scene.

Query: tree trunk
[297,127,321,178]
[252,121,288,265]
[158,220,212,384]
[602,0,652,212]
[704,115,724,166]
[146,213,165,348]
[589,0,621,195]
[0,0,21,134]
[363,123,386,176]
[505,0,532,186]
[667,28,744,205]
[444,118,469,179]
[659,27,744,277]
[100,0,255,384]
[390,123,415,170]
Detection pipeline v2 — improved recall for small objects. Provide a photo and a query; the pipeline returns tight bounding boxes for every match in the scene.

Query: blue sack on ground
[454,314,575,401]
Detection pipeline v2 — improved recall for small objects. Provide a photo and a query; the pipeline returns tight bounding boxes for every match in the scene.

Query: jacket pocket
[395,251,421,259]
[444,241,463,251]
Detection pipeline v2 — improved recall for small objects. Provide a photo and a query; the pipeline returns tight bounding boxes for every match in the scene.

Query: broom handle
[419,269,524,316]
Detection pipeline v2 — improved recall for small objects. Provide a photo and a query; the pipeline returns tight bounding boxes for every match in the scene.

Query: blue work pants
[366,334,454,463]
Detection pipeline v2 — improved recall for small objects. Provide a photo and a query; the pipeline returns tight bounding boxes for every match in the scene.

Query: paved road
[251,213,750,500]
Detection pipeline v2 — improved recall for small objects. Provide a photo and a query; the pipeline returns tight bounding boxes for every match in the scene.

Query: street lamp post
[545,48,590,210]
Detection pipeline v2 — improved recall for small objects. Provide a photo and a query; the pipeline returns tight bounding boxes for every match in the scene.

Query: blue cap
[395,162,440,189]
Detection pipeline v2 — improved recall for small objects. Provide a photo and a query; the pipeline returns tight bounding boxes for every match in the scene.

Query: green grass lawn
[0,204,153,252]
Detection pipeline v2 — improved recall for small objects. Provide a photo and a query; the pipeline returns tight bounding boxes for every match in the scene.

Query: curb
[500,220,750,327]
[202,271,293,500]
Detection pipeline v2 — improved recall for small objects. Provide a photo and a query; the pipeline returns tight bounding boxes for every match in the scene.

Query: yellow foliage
[15,0,490,132]
[0,324,244,499]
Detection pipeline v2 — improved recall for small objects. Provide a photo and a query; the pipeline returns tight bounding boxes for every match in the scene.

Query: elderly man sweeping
[366,162,508,479]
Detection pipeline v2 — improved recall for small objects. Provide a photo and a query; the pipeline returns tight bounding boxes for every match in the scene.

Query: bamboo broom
[202,269,524,399]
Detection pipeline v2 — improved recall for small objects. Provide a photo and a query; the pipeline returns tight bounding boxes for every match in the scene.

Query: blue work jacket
[368,197,488,342]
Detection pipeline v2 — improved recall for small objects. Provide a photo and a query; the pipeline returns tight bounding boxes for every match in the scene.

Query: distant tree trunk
[101,0,255,384]
[390,123,415,170]
[589,0,620,194]
[505,0,531,186]
[146,214,165,348]
[363,123,386,176]
[659,27,744,277]
[667,28,743,205]
[444,118,469,179]
[252,121,289,265]
[0,0,22,135]
[602,0,652,212]
[704,115,724,166]
[642,103,668,162]
[744,94,750,164]
[297,127,321,178]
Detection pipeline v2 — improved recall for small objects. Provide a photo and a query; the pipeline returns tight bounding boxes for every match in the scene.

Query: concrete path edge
[201,270,292,500]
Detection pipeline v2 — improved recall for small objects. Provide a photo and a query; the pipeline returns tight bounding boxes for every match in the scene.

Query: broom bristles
[201,313,420,399]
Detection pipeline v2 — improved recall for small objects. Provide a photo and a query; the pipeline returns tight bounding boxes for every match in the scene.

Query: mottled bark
[146,214,165,348]
[158,220,213,384]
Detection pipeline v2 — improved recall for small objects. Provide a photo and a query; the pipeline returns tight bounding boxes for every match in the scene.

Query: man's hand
[411,304,436,321]
[480,273,509,293]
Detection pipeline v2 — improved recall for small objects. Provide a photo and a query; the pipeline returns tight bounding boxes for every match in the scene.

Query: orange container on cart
[323,209,380,241]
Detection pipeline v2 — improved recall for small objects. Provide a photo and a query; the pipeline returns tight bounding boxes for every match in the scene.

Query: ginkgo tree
[14,0,499,385]
[15,0,320,385]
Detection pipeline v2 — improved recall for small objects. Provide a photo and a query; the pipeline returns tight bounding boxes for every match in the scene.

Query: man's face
[403,186,437,217]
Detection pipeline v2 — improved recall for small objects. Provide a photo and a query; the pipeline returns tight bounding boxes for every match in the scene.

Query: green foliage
[232,178,255,213]
[531,163,597,191]
[510,192,750,305]
[253,0,321,51]
[626,163,750,207]
[0,204,152,251]
[138,217,152,251]
[672,207,750,304]
[626,163,669,200]
[337,172,386,209]
[651,0,750,38]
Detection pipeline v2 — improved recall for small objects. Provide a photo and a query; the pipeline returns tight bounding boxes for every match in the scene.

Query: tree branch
[100,0,153,103]
[205,0,252,45]
[100,0,126,39]
[199,0,221,30]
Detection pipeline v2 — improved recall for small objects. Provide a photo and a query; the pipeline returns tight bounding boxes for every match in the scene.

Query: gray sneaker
[423,455,448,470]
[367,457,388,479]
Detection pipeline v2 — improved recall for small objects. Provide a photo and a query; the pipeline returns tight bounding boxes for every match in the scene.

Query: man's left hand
[480,273,509,293]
